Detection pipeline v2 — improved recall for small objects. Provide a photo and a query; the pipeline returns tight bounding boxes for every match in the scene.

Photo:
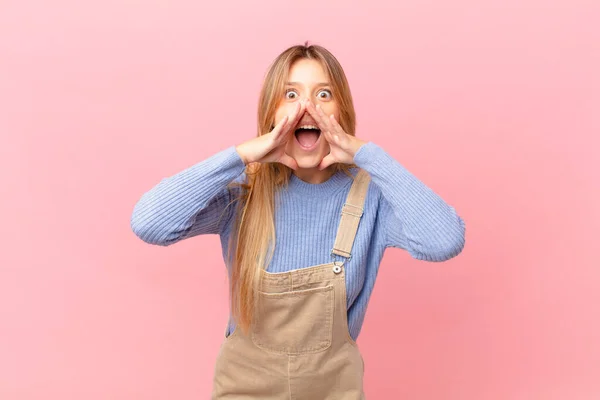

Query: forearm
[131,146,246,245]
[353,142,465,261]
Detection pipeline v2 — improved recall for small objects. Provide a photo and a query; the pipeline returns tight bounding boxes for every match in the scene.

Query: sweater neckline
[285,168,356,197]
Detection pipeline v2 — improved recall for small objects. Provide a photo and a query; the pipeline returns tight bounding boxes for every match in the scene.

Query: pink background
[1,0,599,398]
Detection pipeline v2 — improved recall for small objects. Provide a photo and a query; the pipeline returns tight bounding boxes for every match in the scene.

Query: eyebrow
[286,81,331,87]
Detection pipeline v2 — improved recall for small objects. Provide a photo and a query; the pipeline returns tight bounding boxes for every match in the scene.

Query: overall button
[333,265,342,274]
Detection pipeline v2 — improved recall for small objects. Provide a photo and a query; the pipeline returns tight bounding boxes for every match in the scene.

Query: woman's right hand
[235,100,305,170]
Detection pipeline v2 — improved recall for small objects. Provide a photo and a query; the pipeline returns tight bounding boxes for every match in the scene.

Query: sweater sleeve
[353,142,465,262]
[130,145,247,246]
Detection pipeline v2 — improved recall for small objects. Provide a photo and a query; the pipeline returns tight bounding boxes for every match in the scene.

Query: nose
[296,98,309,113]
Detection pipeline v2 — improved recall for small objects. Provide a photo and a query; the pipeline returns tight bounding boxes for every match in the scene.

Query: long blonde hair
[227,42,358,333]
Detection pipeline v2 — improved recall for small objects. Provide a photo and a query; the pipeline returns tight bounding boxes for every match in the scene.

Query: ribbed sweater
[130,142,466,340]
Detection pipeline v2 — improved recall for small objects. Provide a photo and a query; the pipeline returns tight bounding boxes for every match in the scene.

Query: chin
[294,154,323,169]
[294,145,329,168]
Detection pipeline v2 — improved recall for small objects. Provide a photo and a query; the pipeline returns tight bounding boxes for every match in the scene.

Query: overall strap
[331,169,371,260]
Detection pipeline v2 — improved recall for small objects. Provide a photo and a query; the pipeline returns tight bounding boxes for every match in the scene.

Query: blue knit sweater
[130,142,466,340]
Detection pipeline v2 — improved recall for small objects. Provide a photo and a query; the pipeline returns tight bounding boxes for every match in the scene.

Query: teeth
[297,125,319,130]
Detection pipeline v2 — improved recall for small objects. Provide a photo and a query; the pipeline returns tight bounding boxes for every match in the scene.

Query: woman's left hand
[305,100,367,170]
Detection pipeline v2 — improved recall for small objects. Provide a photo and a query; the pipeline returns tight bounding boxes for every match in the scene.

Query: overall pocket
[251,285,334,354]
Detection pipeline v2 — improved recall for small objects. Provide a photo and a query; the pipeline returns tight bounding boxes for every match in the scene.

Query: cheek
[274,104,295,123]
[321,104,339,120]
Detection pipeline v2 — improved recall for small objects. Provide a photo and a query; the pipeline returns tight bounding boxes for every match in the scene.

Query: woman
[131,42,466,399]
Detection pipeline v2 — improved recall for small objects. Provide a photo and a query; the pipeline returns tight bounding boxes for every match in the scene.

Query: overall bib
[212,170,371,400]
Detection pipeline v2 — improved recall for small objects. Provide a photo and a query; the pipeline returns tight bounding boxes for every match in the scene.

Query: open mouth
[294,125,322,150]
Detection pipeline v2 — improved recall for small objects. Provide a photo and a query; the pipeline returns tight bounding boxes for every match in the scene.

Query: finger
[271,115,289,138]
[277,101,304,142]
[290,100,305,128]
[272,102,297,138]
[274,105,297,141]
[305,101,332,140]
[318,154,336,170]
[279,153,298,170]
[328,113,344,135]
[305,100,326,129]
[315,104,338,143]
[327,114,346,145]
[316,104,335,133]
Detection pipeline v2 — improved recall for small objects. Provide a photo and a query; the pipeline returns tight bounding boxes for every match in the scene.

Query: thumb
[318,154,336,171]
[279,153,298,170]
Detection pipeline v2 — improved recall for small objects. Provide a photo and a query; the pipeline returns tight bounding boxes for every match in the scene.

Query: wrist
[349,137,367,157]
[235,145,249,165]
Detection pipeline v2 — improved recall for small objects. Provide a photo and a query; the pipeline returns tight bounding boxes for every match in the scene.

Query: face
[274,58,340,170]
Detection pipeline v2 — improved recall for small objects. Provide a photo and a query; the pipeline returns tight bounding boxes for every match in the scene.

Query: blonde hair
[227,42,358,334]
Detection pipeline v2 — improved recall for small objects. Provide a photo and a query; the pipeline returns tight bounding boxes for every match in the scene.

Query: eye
[317,89,332,100]
[285,89,298,99]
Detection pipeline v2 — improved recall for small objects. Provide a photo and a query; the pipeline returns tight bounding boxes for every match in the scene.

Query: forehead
[287,58,329,85]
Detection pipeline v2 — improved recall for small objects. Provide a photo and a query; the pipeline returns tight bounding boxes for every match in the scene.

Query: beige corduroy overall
[212,170,371,400]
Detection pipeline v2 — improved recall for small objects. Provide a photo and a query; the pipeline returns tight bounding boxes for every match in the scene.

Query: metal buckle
[330,249,352,268]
